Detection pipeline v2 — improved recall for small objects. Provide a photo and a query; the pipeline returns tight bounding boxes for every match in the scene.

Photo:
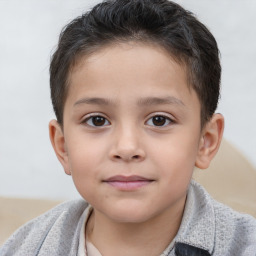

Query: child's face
[57,43,204,223]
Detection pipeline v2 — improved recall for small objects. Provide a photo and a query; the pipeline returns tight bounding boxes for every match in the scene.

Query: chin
[104,204,156,224]
[111,213,152,224]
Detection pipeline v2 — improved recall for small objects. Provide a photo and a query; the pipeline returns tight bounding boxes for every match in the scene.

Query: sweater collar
[174,181,215,255]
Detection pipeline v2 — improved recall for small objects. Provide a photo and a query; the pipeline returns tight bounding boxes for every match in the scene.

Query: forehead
[70,41,187,81]
[66,42,199,110]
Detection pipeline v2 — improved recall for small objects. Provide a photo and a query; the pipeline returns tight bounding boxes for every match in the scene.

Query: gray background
[0,0,255,200]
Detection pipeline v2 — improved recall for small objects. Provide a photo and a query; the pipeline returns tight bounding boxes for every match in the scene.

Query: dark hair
[50,0,221,126]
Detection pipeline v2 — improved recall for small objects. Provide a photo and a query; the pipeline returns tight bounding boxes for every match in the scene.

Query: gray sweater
[1,181,256,256]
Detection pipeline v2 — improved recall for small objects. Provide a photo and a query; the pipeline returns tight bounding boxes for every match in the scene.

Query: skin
[49,42,224,256]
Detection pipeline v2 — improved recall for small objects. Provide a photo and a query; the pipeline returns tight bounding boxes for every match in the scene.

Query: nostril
[113,154,141,160]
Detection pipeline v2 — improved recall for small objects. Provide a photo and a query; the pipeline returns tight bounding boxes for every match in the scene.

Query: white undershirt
[78,205,103,256]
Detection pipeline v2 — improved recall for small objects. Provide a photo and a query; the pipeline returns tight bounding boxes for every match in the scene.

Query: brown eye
[152,116,166,126]
[84,115,110,127]
[146,115,172,127]
[92,116,105,126]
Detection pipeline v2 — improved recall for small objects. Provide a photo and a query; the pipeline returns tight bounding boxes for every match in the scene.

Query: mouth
[103,175,154,191]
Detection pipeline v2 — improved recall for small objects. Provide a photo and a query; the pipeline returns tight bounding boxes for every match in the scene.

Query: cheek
[69,150,99,203]
[65,136,107,198]
[67,133,107,169]
[149,132,200,182]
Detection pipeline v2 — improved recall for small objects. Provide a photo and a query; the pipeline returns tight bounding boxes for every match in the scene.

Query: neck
[86,197,186,256]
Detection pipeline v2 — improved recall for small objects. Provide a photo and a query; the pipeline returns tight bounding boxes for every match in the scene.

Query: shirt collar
[174,180,215,255]
[78,205,94,256]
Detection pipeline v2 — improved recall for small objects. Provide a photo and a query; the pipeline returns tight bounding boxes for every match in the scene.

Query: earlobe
[195,114,224,169]
[49,120,71,175]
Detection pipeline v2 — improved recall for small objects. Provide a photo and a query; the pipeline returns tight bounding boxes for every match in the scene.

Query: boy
[1,0,256,255]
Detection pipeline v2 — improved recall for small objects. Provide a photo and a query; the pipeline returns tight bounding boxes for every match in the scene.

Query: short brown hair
[50,0,221,126]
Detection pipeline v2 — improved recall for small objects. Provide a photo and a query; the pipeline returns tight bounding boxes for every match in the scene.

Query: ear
[49,120,71,175]
[195,113,224,169]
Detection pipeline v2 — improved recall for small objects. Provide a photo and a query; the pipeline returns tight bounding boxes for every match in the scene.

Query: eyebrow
[74,97,113,106]
[137,96,185,107]
[74,96,185,107]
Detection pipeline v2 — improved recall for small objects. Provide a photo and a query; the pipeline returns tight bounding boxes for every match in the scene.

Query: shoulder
[191,181,256,255]
[212,198,256,254]
[0,199,89,256]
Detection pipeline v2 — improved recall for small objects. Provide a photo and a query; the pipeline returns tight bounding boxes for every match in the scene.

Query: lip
[103,175,154,191]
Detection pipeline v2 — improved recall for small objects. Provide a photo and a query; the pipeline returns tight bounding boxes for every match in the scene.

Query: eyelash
[145,114,174,127]
[82,113,110,127]
[82,113,175,128]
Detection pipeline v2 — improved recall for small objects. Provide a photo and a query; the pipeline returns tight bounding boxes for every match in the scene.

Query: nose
[109,125,146,162]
